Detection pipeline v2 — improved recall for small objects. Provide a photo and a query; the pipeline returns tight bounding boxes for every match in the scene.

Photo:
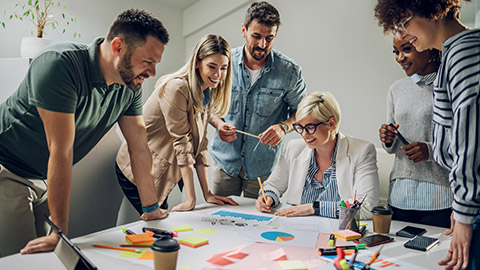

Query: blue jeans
[115,162,168,215]
[468,216,480,270]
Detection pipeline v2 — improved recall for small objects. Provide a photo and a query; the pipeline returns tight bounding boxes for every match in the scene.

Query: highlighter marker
[122,227,136,235]
[318,248,355,256]
[143,227,178,237]
[329,233,335,247]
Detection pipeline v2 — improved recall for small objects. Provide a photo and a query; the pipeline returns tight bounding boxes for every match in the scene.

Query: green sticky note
[195,228,218,235]
[179,235,209,248]
[171,224,193,232]
[277,260,308,270]
[118,249,148,258]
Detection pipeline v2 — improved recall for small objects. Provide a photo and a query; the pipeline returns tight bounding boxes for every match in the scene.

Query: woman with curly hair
[375,0,478,269]
[379,35,452,228]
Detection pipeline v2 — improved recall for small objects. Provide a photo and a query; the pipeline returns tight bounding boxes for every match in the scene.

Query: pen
[349,248,359,269]
[328,233,335,247]
[122,227,136,235]
[335,244,366,250]
[142,227,177,237]
[258,177,268,205]
[318,248,356,256]
[93,244,140,253]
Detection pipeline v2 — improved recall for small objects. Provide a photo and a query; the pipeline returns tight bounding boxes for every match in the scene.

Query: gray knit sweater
[383,77,450,186]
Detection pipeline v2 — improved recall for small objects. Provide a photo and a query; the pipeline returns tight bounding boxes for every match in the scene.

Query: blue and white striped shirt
[300,146,340,218]
[432,29,480,224]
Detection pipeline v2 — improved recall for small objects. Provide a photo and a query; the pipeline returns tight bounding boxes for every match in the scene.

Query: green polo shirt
[0,38,143,179]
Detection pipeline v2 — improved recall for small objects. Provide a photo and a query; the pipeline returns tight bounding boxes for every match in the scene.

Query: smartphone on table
[396,226,427,238]
[353,234,394,247]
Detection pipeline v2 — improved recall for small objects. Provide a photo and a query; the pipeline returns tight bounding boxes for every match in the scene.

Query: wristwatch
[279,122,289,134]
[313,201,320,216]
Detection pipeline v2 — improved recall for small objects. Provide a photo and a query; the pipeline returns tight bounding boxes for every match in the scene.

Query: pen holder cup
[338,205,360,231]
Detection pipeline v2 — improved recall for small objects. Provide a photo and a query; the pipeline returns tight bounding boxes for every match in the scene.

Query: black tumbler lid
[371,206,393,215]
[151,236,180,252]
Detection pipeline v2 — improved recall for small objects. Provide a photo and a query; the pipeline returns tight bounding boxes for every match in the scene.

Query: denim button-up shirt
[210,46,307,179]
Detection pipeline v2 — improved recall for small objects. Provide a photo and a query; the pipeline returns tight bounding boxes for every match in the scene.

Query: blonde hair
[156,34,232,117]
[296,92,341,134]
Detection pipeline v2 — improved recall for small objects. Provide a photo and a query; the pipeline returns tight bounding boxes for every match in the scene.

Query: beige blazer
[263,133,379,220]
[116,78,210,205]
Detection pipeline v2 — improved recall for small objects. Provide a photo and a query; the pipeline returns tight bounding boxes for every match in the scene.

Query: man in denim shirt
[210,1,307,198]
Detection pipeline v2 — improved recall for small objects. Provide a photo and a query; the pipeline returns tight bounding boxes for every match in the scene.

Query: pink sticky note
[227,252,248,259]
[262,248,287,261]
[208,255,234,266]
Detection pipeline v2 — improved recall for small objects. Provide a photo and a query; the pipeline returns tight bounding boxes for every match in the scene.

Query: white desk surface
[0,196,451,269]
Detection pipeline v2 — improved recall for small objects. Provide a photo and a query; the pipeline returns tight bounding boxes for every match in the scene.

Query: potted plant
[1,0,80,58]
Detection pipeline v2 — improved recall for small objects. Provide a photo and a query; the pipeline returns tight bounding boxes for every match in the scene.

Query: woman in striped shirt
[255,92,379,220]
[379,35,452,228]
[375,0,478,269]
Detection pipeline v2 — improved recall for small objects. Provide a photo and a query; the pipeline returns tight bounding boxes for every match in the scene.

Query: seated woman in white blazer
[255,92,379,220]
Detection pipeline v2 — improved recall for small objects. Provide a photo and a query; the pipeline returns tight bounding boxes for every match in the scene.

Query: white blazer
[263,132,379,220]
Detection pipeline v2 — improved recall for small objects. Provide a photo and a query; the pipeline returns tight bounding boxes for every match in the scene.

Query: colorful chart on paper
[261,231,295,242]
[211,210,274,222]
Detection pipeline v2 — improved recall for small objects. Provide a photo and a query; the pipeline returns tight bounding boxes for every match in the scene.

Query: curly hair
[244,1,281,29]
[106,9,169,49]
[374,0,470,33]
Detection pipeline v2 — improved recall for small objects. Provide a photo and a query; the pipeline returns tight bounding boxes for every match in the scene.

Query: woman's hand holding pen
[255,196,273,213]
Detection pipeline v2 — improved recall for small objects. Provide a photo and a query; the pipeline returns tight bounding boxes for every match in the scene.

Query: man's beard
[249,46,268,61]
[118,50,147,91]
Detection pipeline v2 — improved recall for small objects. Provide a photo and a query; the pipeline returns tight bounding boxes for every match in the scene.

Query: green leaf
[28,0,32,6]
[62,13,65,19]
[73,32,77,38]
[62,29,65,34]
[1,22,5,28]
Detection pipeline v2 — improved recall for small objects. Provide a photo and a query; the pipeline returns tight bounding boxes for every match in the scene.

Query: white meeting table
[0,196,452,269]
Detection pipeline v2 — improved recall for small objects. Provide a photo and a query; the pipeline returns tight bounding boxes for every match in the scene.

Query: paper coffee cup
[151,236,180,270]
[371,206,393,234]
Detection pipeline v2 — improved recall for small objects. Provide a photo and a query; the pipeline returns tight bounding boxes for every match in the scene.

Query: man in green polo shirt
[0,9,169,257]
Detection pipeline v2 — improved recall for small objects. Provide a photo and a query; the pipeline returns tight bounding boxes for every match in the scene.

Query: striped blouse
[264,143,340,218]
[300,145,340,218]
[432,29,480,224]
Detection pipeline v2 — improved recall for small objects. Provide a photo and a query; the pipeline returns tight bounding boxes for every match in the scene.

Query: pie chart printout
[261,231,295,242]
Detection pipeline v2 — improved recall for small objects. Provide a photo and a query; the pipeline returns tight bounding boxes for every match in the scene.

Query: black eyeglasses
[293,121,328,135]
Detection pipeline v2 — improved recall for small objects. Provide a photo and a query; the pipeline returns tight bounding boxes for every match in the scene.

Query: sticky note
[171,224,194,232]
[138,251,154,260]
[332,229,362,241]
[179,235,209,248]
[195,228,218,235]
[277,260,308,270]
[118,249,148,258]
[125,233,154,246]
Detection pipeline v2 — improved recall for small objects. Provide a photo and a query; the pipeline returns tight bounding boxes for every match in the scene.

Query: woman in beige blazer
[256,92,379,219]
[116,34,238,215]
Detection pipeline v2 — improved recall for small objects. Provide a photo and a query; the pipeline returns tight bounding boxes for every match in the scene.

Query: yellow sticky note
[179,235,209,248]
[277,260,308,270]
[171,224,193,232]
[118,249,148,258]
[195,228,218,235]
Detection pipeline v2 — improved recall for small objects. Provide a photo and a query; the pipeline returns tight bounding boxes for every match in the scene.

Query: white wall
[0,0,186,237]
[184,0,403,148]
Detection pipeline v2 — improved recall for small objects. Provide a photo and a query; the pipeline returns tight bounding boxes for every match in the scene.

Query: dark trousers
[115,162,168,215]
[390,205,452,228]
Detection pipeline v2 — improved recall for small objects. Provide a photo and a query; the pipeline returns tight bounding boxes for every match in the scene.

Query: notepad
[277,260,308,270]
[125,233,154,246]
[179,235,209,248]
[171,224,194,232]
[332,229,362,241]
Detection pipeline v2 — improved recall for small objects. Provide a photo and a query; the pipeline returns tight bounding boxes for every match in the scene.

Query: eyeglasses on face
[293,121,328,135]
[392,15,413,35]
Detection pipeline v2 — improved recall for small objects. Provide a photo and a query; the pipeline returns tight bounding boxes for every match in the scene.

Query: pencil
[258,177,268,204]
[367,245,383,266]
[235,129,260,139]
[93,244,140,253]
[359,193,368,205]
